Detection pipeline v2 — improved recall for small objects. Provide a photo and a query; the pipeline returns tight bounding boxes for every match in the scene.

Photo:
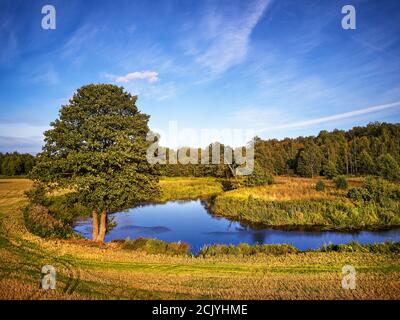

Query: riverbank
[1,178,400,299]
[208,176,400,230]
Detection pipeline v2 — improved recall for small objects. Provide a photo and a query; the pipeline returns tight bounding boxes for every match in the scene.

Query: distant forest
[0,152,35,176]
[160,122,400,181]
[2,122,400,181]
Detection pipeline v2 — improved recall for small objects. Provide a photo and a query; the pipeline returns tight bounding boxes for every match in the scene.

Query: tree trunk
[96,210,107,242]
[92,210,99,241]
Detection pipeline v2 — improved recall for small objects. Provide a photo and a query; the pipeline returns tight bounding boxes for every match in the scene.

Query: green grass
[199,243,299,257]
[1,178,400,300]
[121,237,190,256]
[158,176,223,201]
[199,241,400,257]
[208,176,400,230]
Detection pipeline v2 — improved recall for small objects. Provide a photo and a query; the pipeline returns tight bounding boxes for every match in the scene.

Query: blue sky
[1,0,400,153]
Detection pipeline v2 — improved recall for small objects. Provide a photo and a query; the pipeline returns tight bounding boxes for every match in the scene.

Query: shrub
[243,165,273,187]
[25,183,47,205]
[221,179,240,191]
[318,241,400,254]
[347,187,370,202]
[315,180,325,192]
[347,176,400,204]
[334,176,348,190]
[198,243,298,257]
[198,242,400,256]
[23,204,71,238]
[121,237,190,256]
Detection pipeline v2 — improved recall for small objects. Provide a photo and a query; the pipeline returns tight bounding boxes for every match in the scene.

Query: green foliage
[30,84,160,213]
[318,241,400,254]
[322,161,338,179]
[47,193,92,225]
[121,237,190,256]
[23,204,72,238]
[198,241,400,256]
[199,243,298,257]
[243,164,273,187]
[377,154,400,181]
[220,179,240,191]
[25,181,92,226]
[347,176,400,204]
[209,195,400,229]
[334,176,348,190]
[358,150,375,174]
[296,140,323,177]
[24,183,47,205]
[159,177,223,201]
[160,122,400,182]
[0,152,35,176]
[315,180,325,192]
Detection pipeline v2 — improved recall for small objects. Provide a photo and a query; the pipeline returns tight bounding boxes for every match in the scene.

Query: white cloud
[114,71,159,83]
[256,100,400,133]
[192,0,271,75]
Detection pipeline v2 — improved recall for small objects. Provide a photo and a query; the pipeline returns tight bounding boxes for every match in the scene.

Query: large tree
[31,84,160,242]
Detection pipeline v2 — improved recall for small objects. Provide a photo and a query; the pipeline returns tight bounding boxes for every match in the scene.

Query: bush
[315,180,325,192]
[318,241,400,254]
[199,243,299,257]
[221,179,240,191]
[243,165,273,187]
[23,204,72,238]
[25,183,47,205]
[121,237,190,256]
[334,176,348,190]
[198,242,399,256]
[347,176,400,204]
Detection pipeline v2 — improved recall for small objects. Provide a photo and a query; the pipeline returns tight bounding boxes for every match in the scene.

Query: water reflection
[74,200,400,253]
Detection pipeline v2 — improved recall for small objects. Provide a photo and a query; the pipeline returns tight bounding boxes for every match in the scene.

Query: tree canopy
[158,122,400,182]
[31,84,160,241]
[0,152,35,176]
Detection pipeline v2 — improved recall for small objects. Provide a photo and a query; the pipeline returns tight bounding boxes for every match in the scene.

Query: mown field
[0,178,399,299]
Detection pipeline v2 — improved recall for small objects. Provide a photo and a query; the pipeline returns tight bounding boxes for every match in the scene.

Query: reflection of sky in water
[74,200,400,253]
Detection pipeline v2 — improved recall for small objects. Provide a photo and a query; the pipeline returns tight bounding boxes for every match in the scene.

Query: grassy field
[0,178,399,299]
[209,176,400,230]
[219,176,360,201]
[159,176,223,201]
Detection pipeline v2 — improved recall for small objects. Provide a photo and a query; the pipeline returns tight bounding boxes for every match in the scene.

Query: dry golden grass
[224,176,361,201]
[0,179,32,211]
[0,178,399,300]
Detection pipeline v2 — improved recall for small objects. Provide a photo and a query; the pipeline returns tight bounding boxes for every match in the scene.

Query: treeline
[160,122,400,181]
[3,122,400,180]
[0,152,35,176]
